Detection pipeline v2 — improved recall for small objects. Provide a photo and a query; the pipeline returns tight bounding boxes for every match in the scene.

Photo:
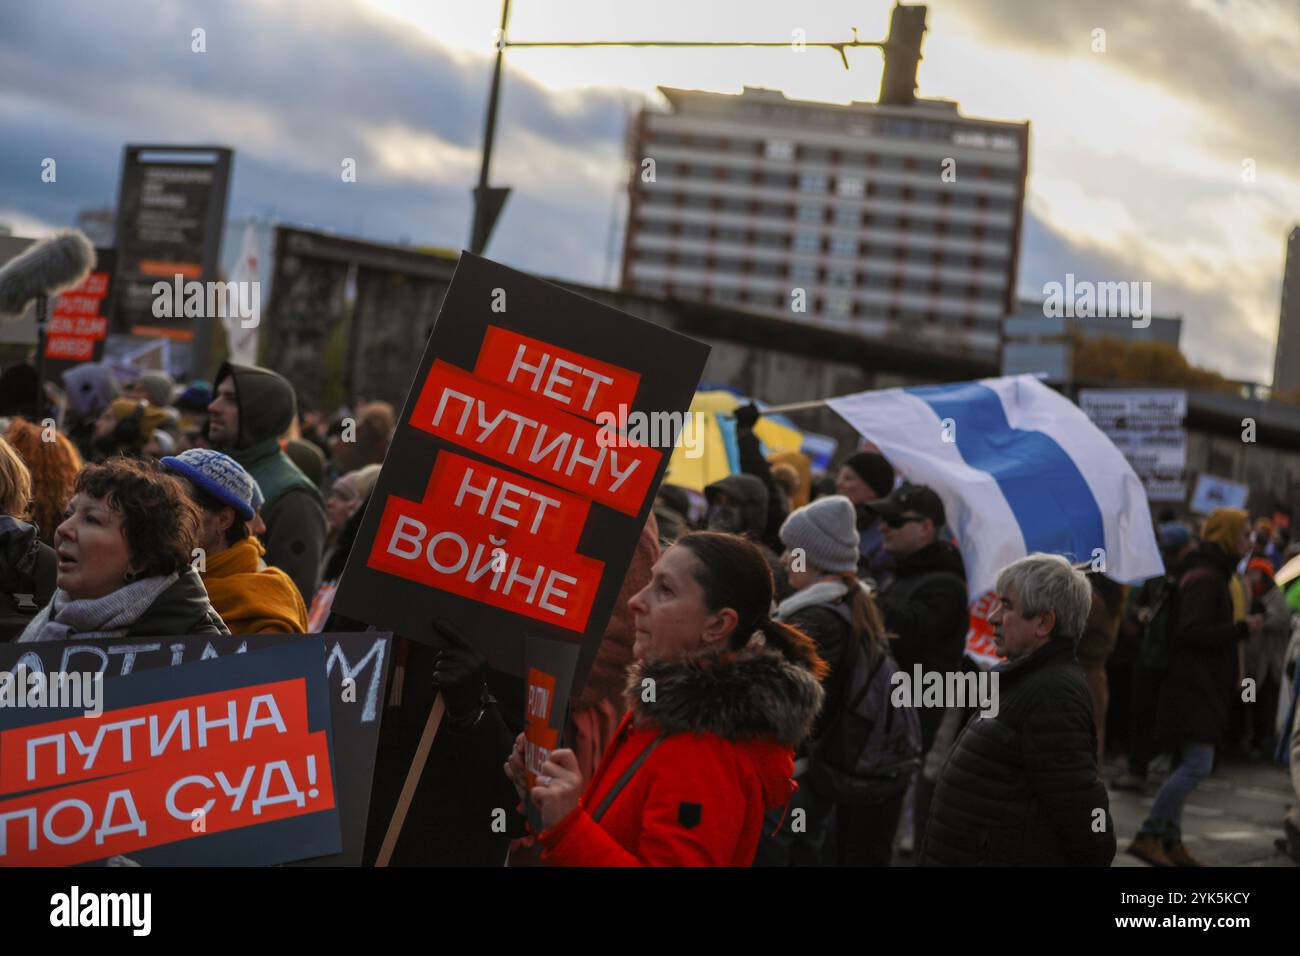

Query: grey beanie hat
[779,494,860,574]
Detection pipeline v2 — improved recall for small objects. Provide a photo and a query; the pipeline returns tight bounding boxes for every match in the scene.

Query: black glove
[733,402,760,430]
[430,618,488,724]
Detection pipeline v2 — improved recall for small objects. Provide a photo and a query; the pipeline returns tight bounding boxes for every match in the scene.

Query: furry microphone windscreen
[0,230,96,318]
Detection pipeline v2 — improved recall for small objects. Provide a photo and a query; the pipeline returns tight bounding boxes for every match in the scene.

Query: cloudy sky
[2,0,1296,382]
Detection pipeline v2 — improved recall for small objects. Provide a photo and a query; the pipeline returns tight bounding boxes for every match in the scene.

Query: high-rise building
[620,84,1029,359]
[1273,226,1300,398]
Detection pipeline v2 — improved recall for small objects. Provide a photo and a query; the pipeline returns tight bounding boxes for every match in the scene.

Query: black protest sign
[0,632,390,867]
[521,634,580,833]
[0,638,339,866]
[110,145,233,340]
[332,253,709,693]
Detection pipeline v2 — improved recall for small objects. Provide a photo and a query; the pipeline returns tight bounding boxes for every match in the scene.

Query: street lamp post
[465,0,925,257]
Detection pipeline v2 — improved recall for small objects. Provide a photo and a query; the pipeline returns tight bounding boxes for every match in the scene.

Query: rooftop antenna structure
[466,2,928,256]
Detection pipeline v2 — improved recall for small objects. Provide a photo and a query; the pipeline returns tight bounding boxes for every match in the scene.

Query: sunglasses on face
[883,512,927,529]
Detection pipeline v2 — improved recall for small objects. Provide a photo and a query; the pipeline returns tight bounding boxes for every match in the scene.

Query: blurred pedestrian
[3,416,83,546]
[1241,558,1289,756]
[703,472,789,599]
[61,362,123,458]
[0,435,56,641]
[1078,569,1125,766]
[321,464,381,575]
[329,401,395,477]
[90,399,170,460]
[867,482,968,852]
[1128,507,1254,867]
[835,451,895,580]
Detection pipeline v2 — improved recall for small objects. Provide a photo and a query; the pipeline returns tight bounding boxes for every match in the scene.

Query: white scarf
[776,577,869,621]
[17,573,178,643]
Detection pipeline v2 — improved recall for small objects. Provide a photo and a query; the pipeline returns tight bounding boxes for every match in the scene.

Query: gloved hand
[430,618,488,723]
[733,402,760,430]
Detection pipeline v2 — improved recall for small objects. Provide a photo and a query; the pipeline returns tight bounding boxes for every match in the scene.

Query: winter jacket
[1244,584,1290,687]
[129,568,231,638]
[201,537,309,635]
[876,540,968,750]
[538,634,825,866]
[211,363,326,602]
[920,637,1115,866]
[776,578,859,743]
[1154,543,1248,747]
[360,639,526,866]
[0,516,57,642]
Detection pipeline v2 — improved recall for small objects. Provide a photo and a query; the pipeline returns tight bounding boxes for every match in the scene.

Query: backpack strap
[817,634,889,746]
[590,733,671,824]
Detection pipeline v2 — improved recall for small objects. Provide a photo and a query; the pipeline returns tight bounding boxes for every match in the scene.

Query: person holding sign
[504,531,827,866]
[17,456,228,641]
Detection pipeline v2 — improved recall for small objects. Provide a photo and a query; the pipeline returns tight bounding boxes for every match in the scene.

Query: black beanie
[844,451,895,499]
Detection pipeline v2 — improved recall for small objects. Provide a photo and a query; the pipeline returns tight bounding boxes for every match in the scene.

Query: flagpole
[747,399,830,415]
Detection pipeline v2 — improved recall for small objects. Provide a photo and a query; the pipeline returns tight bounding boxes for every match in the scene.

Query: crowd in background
[0,355,1297,868]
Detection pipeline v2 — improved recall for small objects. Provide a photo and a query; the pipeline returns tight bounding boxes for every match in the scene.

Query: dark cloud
[942,0,1300,169]
[0,0,636,281]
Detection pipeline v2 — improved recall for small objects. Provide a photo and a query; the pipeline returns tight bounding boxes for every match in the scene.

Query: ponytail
[837,571,888,656]
[757,617,829,680]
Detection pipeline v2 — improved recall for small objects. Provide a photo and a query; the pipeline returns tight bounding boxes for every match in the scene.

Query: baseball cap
[866,482,946,528]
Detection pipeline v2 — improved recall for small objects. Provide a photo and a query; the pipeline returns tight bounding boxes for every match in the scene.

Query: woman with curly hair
[4,417,83,546]
[17,456,228,641]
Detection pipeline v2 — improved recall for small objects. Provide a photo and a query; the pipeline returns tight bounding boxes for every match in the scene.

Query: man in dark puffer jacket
[921,553,1115,866]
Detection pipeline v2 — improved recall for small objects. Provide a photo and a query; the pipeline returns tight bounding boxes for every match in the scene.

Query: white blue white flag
[828,374,1164,599]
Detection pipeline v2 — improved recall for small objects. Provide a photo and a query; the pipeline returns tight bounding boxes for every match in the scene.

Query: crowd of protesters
[1,358,1297,869]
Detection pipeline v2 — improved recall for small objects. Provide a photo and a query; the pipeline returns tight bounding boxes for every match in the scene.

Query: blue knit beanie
[162,449,259,521]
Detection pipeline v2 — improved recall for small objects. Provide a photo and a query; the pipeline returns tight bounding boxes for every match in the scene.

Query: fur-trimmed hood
[622,634,825,749]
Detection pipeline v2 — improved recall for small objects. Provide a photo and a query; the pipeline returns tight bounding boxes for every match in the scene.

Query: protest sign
[110,145,232,343]
[45,248,115,388]
[1078,389,1187,502]
[0,638,341,866]
[0,632,388,867]
[522,634,580,833]
[1189,473,1249,514]
[332,254,709,694]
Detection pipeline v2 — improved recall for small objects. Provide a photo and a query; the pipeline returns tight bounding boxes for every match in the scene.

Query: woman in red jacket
[505,531,827,866]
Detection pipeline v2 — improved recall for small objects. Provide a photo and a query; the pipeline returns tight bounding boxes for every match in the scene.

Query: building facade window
[799,172,828,193]
[836,176,865,198]
[827,267,855,288]
[765,138,794,161]
[791,262,819,285]
[824,294,853,316]
[829,235,857,257]
[794,232,822,253]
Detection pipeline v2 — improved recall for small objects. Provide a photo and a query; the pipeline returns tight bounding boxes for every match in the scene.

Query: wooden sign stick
[374,693,446,867]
